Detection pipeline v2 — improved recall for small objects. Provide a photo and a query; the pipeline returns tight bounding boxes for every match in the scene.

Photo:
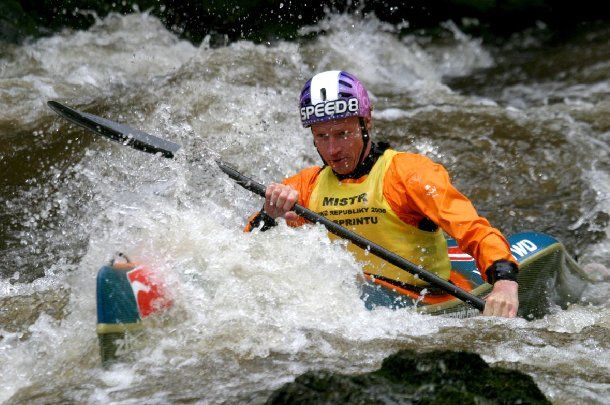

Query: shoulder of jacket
[284,165,322,184]
[389,151,437,168]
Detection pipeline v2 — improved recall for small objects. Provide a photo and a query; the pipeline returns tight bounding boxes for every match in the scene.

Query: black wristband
[249,209,277,232]
[485,259,519,284]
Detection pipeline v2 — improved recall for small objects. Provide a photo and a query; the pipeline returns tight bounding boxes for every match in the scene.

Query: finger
[489,299,500,317]
[495,300,508,317]
[273,191,288,217]
[265,183,275,199]
[483,300,492,316]
[265,183,278,202]
[269,186,284,213]
[264,198,276,217]
[285,211,298,221]
[281,190,298,213]
[265,184,278,214]
[264,198,273,215]
[484,296,502,317]
[507,301,518,318]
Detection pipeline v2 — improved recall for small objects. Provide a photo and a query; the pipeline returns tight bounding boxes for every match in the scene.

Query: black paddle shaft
[47,100,486,311]
[217,161,486,311]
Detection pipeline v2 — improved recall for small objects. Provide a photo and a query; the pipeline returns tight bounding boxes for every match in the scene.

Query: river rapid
[1,12,609,404]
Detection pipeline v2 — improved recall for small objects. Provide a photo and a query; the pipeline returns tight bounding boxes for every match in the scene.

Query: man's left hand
[483,280,519,318]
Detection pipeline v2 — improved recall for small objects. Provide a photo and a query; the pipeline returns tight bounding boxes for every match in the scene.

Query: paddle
[47,100,486,311]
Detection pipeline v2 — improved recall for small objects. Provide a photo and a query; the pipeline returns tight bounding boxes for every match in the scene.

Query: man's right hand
[264,183,299,221]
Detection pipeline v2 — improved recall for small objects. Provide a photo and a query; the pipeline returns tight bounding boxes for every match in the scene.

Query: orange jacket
[247,152,516,281]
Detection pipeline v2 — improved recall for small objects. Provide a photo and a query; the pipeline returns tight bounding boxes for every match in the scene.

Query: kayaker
[246,70,519,318]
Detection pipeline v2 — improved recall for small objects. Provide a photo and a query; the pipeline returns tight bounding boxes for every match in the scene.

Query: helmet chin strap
[357,117,371,166]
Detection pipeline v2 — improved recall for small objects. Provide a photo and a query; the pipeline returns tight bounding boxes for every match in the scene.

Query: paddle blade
[47,100,181,158]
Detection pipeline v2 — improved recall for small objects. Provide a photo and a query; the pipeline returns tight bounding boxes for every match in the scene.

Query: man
[246,70,519,318]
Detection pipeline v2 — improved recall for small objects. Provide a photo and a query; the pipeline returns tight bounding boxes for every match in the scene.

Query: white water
[1,12,609,404]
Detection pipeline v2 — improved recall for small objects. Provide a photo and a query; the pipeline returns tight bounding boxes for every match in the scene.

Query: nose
[327,136,342,156]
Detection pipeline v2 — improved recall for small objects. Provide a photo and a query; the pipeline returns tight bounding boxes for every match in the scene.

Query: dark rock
[266,349,550,404]
[0,0,38,43]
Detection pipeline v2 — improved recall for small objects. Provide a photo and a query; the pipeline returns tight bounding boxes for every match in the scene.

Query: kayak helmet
[300,71,373,173]
[299,70,372,128]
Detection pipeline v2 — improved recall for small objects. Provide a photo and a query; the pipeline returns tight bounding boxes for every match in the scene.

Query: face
[311,116,366,175]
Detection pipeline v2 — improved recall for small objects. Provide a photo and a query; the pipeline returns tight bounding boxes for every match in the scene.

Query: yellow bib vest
[308,150,451,286]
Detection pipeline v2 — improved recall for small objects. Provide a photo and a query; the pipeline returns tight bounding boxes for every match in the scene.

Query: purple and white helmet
[299,71,372,128]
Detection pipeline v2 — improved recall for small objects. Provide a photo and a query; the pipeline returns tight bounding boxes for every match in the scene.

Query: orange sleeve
[384,153,516,279]
[244,166,322,231]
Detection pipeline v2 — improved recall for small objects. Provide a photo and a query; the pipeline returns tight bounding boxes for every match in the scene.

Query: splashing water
[1,12,608,404]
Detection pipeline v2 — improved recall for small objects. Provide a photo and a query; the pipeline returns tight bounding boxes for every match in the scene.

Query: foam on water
[0,12,197,127]
[577,160,610,265]
[1,11,609,404]
[299,15,492,96]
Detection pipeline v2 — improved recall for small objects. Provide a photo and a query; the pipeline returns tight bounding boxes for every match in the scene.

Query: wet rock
[267,349,550,404]
[0,0,38,43]
[0,288,70,340]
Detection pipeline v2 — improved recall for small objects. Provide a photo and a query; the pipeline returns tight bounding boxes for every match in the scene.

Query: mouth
[330,157,348,166]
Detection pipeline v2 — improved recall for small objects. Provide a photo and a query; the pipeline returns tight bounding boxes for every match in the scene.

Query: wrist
[250,209,278,231]
[485,260,519,284]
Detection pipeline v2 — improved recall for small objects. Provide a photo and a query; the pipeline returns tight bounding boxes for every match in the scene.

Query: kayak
[95,231,590,364]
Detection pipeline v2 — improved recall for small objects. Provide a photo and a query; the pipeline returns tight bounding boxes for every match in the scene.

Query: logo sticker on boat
[448,247,474,262]
[510,239,538,258]
[127,265,172,318]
